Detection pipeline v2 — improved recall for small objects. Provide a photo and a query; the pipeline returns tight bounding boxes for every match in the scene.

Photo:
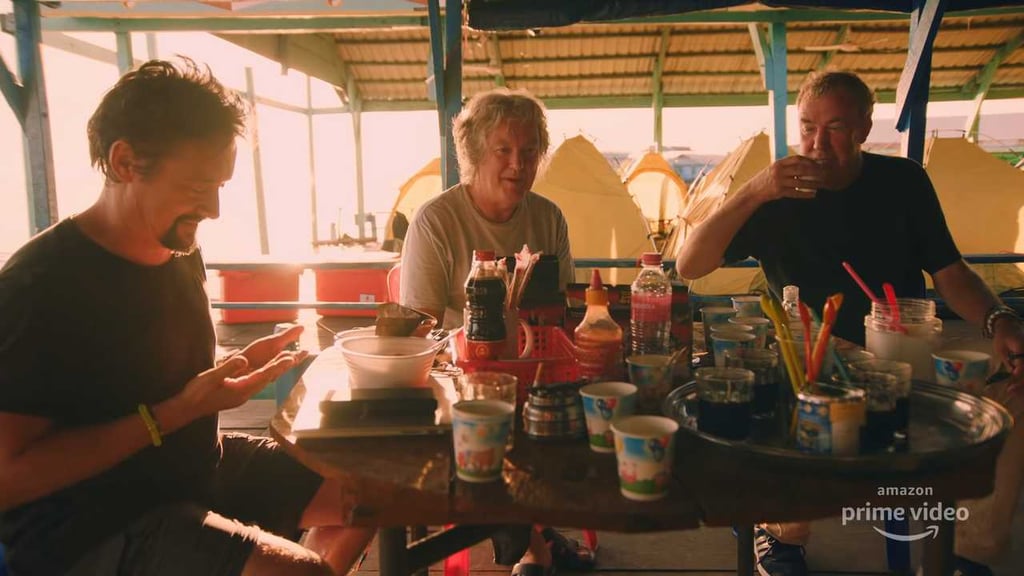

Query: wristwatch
[982,304,1021,339]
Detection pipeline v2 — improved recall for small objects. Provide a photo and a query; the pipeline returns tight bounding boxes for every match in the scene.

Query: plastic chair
[442,526,597,576]
[387,262,402,303]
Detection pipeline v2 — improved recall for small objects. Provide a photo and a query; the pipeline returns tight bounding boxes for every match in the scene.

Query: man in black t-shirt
[0,60,373,575]
[676,71,1024,576]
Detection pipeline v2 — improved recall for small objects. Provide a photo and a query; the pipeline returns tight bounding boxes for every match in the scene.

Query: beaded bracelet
[983,304,1020,339]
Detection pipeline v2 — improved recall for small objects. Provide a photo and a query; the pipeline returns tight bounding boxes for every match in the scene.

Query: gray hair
[797,70,875,120]
[452,88,550,184]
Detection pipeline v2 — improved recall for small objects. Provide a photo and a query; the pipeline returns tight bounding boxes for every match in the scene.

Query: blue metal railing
[206,254,1024,311]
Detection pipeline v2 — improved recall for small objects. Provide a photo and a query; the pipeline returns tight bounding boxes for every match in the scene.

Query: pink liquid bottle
[630,252,672,356]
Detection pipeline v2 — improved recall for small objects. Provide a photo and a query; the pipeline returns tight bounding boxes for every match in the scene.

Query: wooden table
[270,348,1009,575]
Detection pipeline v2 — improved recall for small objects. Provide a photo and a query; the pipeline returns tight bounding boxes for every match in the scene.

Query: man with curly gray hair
[402,88,572,329]
[401,88,589,575]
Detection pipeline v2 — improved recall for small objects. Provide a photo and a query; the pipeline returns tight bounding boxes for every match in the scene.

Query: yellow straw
[760,293,805,394]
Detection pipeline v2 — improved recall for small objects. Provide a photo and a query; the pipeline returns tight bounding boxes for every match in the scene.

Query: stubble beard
[160,218,199,256]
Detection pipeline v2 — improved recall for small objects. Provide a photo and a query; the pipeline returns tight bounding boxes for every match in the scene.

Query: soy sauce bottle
[464,250,507,360]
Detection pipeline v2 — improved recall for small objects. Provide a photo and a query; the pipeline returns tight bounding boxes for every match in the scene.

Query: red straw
[841,261,881,303]
[883,282,908,334]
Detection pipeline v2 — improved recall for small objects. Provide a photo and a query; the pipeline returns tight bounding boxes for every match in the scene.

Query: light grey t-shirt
[400,184,574,328]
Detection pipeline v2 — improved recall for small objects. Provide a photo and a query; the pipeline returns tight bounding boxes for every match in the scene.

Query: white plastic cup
[625,354,675,412]
[710,332,757,368]
[701,306,738,356]
[611,415,678,501]
[452,400,514,482]
[932,349,991,392]
[456,372,518,449]
[580,381,638,453]
[728,316,771,348]
[731,295,764,318]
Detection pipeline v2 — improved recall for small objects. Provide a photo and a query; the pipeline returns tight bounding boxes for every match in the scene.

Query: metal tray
[662,380,1013,472]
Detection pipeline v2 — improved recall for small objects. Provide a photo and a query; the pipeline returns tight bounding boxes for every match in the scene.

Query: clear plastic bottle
[782,285,801,324]
[630,252,672,356]
[575,269,624,381]
[464,250,507,360]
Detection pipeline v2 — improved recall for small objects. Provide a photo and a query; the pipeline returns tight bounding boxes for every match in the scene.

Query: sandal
[541,528,596,572]
[510,562,554,576]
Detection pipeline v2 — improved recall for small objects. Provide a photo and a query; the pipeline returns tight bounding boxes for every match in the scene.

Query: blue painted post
[115,31,133,74]
[442,0,462,189]
[896,0,946,164]
[427,0,461,190]
[13,0,58,235]
[768,22,788,162]
[889,4,946,571]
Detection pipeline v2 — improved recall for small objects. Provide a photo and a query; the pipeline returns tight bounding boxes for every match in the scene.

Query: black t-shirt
[0,220,219,574]
[724,152,961,345]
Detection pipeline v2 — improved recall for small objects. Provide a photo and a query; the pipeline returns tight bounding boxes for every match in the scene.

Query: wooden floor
[217,311,1024,575]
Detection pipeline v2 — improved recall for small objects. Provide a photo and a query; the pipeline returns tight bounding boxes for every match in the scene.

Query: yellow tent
[384,157,442,240]
[533,135,655,285]
[662,133,1024,296]
[382,138,654,285]
[925,137,1024,294]
[663,133,771,296]
[621,150,689,242]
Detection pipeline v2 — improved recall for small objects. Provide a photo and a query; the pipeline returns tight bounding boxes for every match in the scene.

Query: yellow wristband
[137,404,163,447]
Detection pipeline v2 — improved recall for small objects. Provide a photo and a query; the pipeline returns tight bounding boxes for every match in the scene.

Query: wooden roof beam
[353,85,1024,112]
[220,33,350,89]
[0,51,24,123]
[963,29,1024,141]
[653,28,670,151]
[486,32,505,87]
[748,23,769,89]
[817,24,849,70]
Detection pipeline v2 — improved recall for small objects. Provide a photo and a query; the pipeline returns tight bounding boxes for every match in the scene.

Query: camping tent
[924,137,1024,294]
[662,133,1024,296]
[384,157,442,240]
[662,132,772,296]
[621,150,689,243]
[533,135,655,284]
[381,138,654,284]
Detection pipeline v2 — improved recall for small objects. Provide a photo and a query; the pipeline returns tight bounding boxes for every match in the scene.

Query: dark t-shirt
[724,152,961,345]
[0,220,219,574]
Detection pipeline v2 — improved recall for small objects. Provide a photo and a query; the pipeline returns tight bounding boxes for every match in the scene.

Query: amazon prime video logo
[841,487,970,542]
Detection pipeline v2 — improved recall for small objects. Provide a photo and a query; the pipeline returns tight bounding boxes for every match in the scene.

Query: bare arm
[675,155,825,280]
[0,335,304,511]
[933,259,1024,381]
[932,260,999,325]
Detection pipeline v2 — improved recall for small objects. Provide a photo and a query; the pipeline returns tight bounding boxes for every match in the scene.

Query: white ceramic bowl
[338,336,437,388]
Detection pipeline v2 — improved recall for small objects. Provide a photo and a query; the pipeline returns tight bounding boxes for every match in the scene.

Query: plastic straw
[532,362,545,386]
[798,302,814,383]
[882,283,908,334]
[761,293,804,394]
[804,311,851,384]
[841,261,881,303]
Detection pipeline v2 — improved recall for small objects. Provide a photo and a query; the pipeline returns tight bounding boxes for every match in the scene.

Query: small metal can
[796,384,866,456]
[522,383,586,440]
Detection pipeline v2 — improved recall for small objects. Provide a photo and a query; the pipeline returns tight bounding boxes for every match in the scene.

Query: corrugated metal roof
[220,11,1024,110]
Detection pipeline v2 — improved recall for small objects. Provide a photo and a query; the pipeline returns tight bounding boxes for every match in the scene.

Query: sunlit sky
[2,10,1022,261]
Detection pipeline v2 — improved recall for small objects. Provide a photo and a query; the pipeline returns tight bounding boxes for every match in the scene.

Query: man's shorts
[67,433,323,576]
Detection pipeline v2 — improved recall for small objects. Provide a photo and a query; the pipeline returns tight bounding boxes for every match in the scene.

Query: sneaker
[953,555,994,576]
[541,528,596,572]
[754,526,808,576]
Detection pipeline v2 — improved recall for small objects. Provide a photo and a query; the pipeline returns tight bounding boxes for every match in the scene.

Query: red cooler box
[217,264,301,324]
[313,258,398,317]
